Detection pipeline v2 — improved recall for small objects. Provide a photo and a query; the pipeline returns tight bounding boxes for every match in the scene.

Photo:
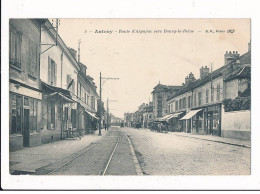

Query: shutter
[67,75,70,90]
[28,41,31,75]
[48,57,51,84]
[54,61,57,86]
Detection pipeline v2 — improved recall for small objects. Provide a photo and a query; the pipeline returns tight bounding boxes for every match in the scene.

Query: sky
[57,19,250,118]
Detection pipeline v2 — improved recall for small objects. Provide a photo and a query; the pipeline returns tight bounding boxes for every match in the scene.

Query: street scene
[8,19,251,176]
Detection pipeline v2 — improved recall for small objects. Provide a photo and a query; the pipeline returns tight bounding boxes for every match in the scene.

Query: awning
[166,112,184,121]
[85,110,99,120]
[180,109,202,120]
[48,92,75,103]
[42,81,72,99]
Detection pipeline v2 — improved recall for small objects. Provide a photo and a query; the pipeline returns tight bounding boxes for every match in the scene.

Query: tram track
[46,128,141,176]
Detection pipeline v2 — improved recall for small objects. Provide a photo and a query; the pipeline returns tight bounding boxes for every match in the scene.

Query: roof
[225,66,251,81]
[167,51,251,101]
[224,51,251,81]
[152,83,182,94]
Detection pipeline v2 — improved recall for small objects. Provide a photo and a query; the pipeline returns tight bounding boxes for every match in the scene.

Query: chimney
[80,63,87,75]
[224,51,240,65]
[248,41,251,52]
[185,72,196,85]
[200,66,210,79]
[68,47,77,60]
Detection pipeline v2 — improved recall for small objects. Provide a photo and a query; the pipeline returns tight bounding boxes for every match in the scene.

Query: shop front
[205,104,222,136]
[9,91,42,151]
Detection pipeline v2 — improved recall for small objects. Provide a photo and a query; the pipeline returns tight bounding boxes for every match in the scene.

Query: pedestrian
[104,124,107,131]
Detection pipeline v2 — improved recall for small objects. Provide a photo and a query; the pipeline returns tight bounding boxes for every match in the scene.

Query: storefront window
[10,94,22,134]
[29,98,37,133]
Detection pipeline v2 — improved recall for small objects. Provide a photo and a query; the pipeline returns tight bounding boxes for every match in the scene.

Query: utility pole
[99,72,102,136]
[98,73,119,135]
[107,98,109,130]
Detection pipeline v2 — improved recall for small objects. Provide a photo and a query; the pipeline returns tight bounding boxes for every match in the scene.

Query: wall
[9,19,41,89]
[225,79,238,99]
[221,108,251,140]
[40,21,79,93]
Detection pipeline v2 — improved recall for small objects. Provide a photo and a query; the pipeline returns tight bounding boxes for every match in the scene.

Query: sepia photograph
[8,18,251,176]
[2,0,260,191]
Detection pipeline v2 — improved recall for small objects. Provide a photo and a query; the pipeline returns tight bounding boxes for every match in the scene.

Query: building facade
[152,83,181,118]
[9,19,45,151]
[40,20,81,143]
[166,48,251,139]
[77,63,99,135]
[9,19,101,151]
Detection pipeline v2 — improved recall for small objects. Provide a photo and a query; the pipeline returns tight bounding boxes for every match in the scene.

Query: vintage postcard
[2,0,259,190]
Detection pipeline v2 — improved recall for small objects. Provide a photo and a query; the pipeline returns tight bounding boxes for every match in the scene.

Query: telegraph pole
[107,98,109,130]
[99,72,102,136]
[98,73,119,136]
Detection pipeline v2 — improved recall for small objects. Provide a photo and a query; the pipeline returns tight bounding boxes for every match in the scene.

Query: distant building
[152,83,182,118]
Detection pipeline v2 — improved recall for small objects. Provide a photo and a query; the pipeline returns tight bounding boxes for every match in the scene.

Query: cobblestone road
[122,127,250,175]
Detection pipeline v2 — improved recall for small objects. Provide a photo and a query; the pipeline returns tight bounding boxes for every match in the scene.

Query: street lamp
[98,72,119,136]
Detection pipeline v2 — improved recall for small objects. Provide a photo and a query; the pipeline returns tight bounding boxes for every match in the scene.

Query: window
[157,110,162,117]
[175,101,178,111]
[179,99,182,110]
[206,89,209,103]
[50,101,55,128]
[28,41,38,77]
[198,92,202,106]
[48,57,57,86]
[29,98,37,133]
[71,109,77,128]
[168,105,171,113]
[10,94,22,134]
[79,84,82,99]
[193,94,197,107]
[158,101,162,109]
[188,96,191,108]
[211,87,214,102]
[10,27,22,68]
[87,95,90,105]
[84,93,87,103]
[217,84,220,101]
[91,96,95,109]
[64,107,69,121]
[183,98,186,109]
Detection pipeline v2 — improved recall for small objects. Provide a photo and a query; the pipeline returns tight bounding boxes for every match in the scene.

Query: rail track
[46,128,142,175]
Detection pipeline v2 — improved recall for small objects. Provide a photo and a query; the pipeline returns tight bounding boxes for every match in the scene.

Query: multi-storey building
[77,63,98,134]
[152,83,181,118]
[77,62,99,134]
[140,102,153,128]
[40,20,81,143]
[124,113,134,127]
[166,48,251,139]
[9,19,46,151]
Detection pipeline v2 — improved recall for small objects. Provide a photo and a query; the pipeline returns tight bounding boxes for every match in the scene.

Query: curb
[174,134,251,148]
[122,131,143,175]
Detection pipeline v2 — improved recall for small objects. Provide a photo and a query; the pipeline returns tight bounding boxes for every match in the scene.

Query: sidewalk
[173,132,251,148]
[129,127,250,148]
[9,129,108,174]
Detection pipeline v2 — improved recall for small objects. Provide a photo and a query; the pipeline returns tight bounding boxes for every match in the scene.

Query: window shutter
[54,61,57,86]
[48,57,51,84]
[28,41,31,75]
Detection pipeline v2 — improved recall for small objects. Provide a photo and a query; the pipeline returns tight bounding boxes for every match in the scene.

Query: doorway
[208,112,213,135]
[23,108,30,147]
